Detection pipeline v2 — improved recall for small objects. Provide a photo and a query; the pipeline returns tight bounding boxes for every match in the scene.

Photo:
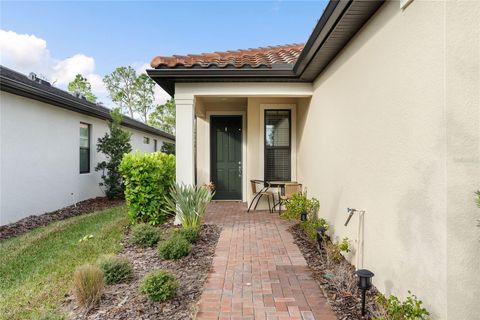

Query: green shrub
[174,226,200,243]
[130,223,162,247]
[120,151,175,225]
[139,270,178,302]
[158,235,191,260]
[161,142,175,155]
[165,183,213,228]
[72,264,104,308]
[374,291,430,320]
[95,108,132,199]
[281,191,320,220]
[300,217,329,240]
[97,255,133,285]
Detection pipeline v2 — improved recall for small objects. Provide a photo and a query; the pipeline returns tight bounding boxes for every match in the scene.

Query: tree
[67,74,97,103]
[148,99,176,135]
[103,66,138,118]
[161,142,175,155]
[95,108,132,199]
[135,73,156,122]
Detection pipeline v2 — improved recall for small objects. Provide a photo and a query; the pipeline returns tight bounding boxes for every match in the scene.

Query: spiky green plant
[164,184,213,228]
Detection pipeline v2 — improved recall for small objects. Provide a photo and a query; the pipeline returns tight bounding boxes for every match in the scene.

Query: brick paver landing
[196,202,337,320]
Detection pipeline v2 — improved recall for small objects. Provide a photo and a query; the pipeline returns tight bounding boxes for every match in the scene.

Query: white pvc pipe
[356,210,365,269]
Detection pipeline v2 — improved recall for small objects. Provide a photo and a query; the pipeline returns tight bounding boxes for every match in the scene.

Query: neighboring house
[0,66,175,225]
[147,1,479,319]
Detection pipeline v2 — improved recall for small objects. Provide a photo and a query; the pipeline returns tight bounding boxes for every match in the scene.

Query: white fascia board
[175,82,313,99]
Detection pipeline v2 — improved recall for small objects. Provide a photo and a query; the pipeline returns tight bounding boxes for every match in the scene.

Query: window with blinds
[264,110,291,181]
[79,123,90,174]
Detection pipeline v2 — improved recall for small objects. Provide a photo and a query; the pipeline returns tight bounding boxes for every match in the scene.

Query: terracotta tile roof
[150,43,305,69]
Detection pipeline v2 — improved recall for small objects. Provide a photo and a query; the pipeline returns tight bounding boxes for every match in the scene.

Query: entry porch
[175,82,313,209]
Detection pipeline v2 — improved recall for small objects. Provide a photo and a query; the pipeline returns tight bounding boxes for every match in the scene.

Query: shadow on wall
[296,97,312,151]
[314,1,396,88]
[395,161,445,319]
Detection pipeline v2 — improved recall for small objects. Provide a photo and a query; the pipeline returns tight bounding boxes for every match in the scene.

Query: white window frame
[259,104,297,182]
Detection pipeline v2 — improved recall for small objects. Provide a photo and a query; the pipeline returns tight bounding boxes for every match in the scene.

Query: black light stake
[355,269,374,316]
[300,210,308,221]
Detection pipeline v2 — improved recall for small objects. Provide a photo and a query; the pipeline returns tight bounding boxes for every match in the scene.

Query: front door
[211,116,242,200]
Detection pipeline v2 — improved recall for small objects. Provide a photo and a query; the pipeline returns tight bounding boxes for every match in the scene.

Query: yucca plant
[165,183,213,228]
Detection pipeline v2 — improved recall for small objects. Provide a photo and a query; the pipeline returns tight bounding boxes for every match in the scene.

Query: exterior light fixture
[300,210,308,221]
[355,269,374,316]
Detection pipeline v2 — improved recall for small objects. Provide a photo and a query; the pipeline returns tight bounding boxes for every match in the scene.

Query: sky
[0,0,328,107]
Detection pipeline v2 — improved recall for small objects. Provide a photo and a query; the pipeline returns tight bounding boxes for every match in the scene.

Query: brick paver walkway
[196,201,337,320]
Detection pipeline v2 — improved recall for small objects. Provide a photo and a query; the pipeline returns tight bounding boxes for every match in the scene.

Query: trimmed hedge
[97,255,133,285]
[139,270,178,302]
[158,235,191,260]
[119,152,175,225]
[174,227,200,244]
[130,223,162,247]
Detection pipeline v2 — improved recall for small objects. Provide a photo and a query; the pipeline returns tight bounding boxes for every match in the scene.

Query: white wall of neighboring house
[0,91,173,225]
[296,1,479,319]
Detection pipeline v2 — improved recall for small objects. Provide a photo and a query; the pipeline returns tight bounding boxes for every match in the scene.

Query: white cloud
[52,54,95,85]
[0,30,49,70]
[154,86,171,105]
[86,73,107,95]
[0,29,106,98]
[0,29,170,109]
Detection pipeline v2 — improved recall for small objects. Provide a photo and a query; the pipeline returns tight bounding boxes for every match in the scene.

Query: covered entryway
[210,116,242,200]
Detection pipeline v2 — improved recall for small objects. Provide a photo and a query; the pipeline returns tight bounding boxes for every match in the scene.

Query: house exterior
[147,1,479,319]
[0,66,175,225]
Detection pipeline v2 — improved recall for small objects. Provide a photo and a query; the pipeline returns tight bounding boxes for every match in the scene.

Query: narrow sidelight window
[264,110,291,181]
[154,139,158,151]
[79,123,90,173]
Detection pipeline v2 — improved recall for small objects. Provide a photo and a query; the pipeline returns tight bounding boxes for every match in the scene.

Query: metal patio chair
[247,180,274,213]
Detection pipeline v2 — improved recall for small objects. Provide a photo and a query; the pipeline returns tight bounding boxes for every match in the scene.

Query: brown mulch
[0,197,124,241]
[289,224,385,320]
[64,224,221,320]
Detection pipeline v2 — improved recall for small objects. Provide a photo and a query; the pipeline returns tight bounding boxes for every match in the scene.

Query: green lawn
[0,205,128,320]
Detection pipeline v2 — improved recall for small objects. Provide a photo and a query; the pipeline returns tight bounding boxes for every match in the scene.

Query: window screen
[264,110,291,181]
[79,123,90,173]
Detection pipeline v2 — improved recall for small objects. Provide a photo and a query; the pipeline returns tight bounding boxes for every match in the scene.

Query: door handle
[238,161,242,177]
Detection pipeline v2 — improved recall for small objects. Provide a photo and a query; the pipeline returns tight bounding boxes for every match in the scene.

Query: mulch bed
[289,224,385,320]
[0,197,124,241]
[64,224,221,320]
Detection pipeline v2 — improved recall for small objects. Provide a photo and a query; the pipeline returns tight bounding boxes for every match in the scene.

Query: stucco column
[175,97,195,186]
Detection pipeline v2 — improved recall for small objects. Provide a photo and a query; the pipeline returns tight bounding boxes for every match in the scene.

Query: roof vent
[28,72,37,81]
[28,72,51,86]
[73,90,85,99]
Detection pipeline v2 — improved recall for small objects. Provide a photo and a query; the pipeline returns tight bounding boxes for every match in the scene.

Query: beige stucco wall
[176,2,479,317]
[445,1,480,318]
[297,1,479,319]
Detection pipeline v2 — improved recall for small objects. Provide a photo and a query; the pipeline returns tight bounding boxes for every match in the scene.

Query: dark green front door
[211,116,242,200]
